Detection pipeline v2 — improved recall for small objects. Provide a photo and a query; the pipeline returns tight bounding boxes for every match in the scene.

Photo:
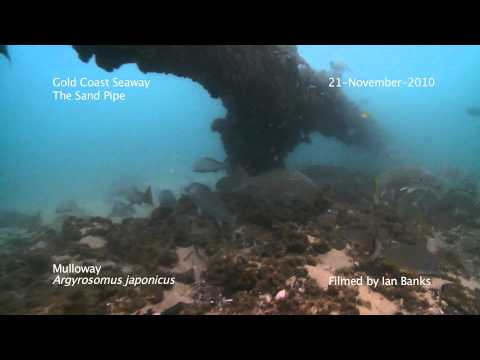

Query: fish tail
[369,237,382,261]
[143,186,153,206]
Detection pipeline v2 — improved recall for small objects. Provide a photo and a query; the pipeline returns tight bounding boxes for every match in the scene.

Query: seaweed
[441,283,480,315]
[205,254,258,295]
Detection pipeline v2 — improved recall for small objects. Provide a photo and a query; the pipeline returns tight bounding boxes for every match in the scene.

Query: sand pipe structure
[73,45,385,175]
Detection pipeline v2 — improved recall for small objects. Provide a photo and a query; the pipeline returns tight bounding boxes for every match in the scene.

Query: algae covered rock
[205,254,258,295]
[62,216,113,242]
[441,283,480,315]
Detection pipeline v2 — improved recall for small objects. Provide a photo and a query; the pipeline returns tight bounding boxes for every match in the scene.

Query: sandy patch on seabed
[304,246,450,315]
[172,247,208,283]
[79,235,107,249]
[305,247,355,291]
[357,286,399,315]
[140,282,194,315]
[457,275,480,291]
[305,247,399,315]
[137,246,208,314]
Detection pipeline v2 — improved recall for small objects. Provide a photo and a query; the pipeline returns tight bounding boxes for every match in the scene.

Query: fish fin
[369,238,382,261]
[294,170,317,188]
[193,157,226,173]
[143,186,154,206]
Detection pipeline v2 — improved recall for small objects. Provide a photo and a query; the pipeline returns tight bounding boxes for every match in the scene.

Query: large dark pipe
[73,45,384,175]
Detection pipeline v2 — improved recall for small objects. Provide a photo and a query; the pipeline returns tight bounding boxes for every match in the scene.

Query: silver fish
[329,60,350,77]
[298,165,353,186]
[218,167,318,203]
[113,186,153,206]
[55,200,82,214]
[369,237,383,262]
[0,210,41,229]
[466,107,480,117]
[184,183,235,227]
[193,157,228,173]
[382,242,442,276]
[110,200,135,218]
[158,190,177,209]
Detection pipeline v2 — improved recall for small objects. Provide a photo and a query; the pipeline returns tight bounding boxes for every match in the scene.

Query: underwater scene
[1,45,480,315]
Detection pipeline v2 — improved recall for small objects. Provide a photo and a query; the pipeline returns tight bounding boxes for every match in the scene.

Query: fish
[369,237,383,262]
[184,183,236,227]
[400,185,437,195]
[360,112,369,119]
[466,107,480,117]
[299,165,376,203]
[158,190,177,209]
[0,210,42,229]
[55,200,82,215]
[382,242,443,277]
[217,167,319,203]
[329,60,350,77]
[298,165,354,186]
[110,200,135,218]
[113,185,153,206]
[0,45,10,62]
[193,157,228,173]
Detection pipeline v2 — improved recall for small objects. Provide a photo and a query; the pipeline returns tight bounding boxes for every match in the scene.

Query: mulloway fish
[55,200,83,215]
[113,186,153,206]
[158,190,177,209]
[0,210,42,229]
[329,60,350,77]
[218,167,318,200]
[466,106,480,117]
[110,200,135,218]
[184,183,236,227]
[193,157,228,173]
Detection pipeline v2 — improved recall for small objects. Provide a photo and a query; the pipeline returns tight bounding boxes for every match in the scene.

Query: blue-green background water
[1,45,479,215]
